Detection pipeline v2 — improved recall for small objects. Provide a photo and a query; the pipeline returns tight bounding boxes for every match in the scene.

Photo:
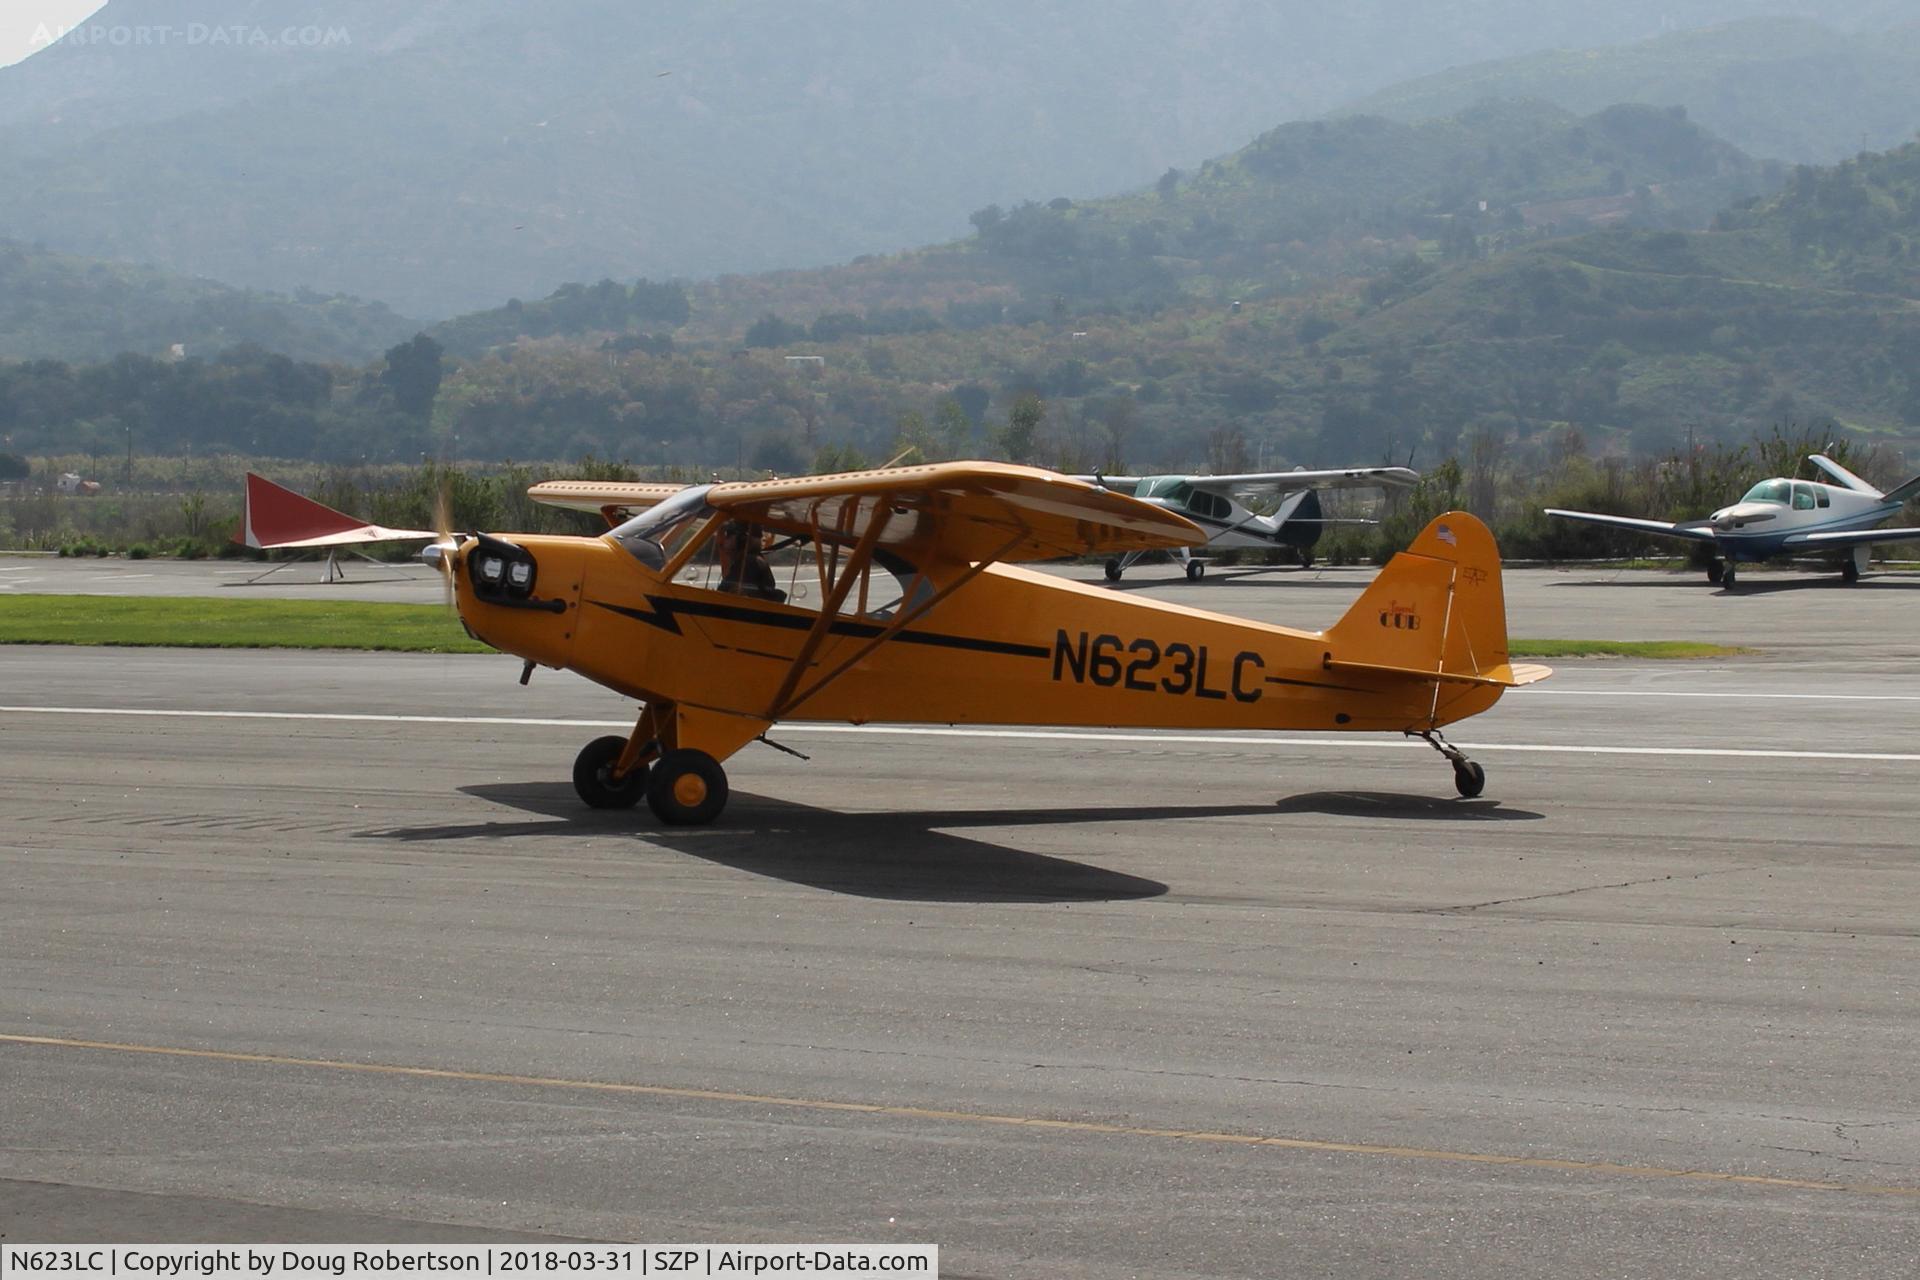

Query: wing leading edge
[1543,508,1719,543]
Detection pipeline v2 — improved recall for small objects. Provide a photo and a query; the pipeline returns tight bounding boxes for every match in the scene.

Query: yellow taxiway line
[4,1032,1916,1199]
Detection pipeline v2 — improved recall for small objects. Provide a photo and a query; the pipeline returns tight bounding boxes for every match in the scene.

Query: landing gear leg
[1414,729,1486,798]
[572,703,671,809]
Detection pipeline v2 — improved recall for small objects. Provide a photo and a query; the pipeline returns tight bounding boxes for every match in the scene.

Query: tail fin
[1322,512,1548,690]
[1808,453,1882,496]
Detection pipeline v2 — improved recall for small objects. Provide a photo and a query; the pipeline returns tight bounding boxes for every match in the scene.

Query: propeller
[420,472,460,610]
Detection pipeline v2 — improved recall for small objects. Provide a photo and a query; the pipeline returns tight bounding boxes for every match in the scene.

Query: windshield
[608,484,714,569]
[1740,479,1791,504]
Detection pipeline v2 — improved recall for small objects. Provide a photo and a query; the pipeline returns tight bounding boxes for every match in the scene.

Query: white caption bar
[1,1247,937,1280]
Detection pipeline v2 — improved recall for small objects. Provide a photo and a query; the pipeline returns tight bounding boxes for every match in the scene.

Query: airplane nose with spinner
[429,533,605,670]
[1708,502,1779,530]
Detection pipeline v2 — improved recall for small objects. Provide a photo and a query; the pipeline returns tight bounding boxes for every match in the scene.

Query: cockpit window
[608,484,714,569]
[1791,483,1816,510]
[1741,479,1791,504]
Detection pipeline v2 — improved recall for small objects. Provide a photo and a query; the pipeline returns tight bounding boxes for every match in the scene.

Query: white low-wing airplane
[1546,454,1920,588]
[1076,467,1420,581]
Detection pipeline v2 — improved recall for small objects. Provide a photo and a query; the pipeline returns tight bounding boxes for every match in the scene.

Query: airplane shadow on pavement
[358,782,1538,901]
[1271,791,1543,821]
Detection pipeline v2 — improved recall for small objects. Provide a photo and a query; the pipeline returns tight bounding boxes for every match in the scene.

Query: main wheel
[1706,559,1724,584]
[1185,560,1205,581]
[1103,558,1123,582]
[573,736,645,809]
[1453,760,1486,799]
[1721,563,1737,590]
[1298,550,1314,569]
[1842,558,1861,583]
[646,748,729,825]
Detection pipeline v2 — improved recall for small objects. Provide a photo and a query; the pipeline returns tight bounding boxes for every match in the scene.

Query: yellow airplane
[425,462,1548,824]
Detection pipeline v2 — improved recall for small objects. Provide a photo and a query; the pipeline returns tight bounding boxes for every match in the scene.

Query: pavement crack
[1433,864,1765,913]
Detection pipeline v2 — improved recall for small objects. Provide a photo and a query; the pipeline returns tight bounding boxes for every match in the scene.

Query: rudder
[1323,512,1537,688]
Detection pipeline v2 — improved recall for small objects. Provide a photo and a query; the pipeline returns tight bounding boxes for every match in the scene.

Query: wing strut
[764,502,894,718]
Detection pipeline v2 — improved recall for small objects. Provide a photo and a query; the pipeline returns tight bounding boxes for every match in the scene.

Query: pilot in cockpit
[716,520,785,602]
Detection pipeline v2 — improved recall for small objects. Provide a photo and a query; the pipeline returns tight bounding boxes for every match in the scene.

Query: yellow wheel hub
[672,773,708,808]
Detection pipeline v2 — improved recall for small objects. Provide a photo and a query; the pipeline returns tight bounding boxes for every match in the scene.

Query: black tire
[1298,550,1314,569]
[1842,558,1860,583]
[1706,560,1724,584]
[573,736,645,809]
[1103,559,1123,582]
[646,748,729,825]
[1453,760,1486,799]
[1721,563,1737,590]
[1185,560,1204,581]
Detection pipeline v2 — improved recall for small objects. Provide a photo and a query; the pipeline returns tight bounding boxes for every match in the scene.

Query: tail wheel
[1103,559,1123,582]
[573,736,645,809]
[1453,760,1486,799]
[1185,560,1204,581]
[646,749,729,825]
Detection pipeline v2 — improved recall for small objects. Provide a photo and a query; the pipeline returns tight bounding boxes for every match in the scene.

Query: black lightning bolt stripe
[1264,673,1378,694]
[589,597,1051,659]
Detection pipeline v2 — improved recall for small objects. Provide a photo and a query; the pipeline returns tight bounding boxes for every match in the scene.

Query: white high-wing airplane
[1077,467,1420,581]
[1545,453,1920,589]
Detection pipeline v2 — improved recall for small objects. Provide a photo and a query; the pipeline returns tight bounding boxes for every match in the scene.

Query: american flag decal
[1436,524,1457,546]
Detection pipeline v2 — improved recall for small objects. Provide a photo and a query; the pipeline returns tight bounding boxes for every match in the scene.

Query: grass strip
[1,596,1747,661]
[1510,639,1749,659]
[0,595,488,653]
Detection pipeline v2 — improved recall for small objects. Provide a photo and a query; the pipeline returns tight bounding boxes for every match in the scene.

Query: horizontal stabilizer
[1880,474,1920,506]
[1325,657,1553,688]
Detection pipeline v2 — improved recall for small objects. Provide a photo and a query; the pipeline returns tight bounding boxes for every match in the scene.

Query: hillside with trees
[1343,17,1920,164]
[0,240,415,364]
[0,1,1898,316]
[8,112,1920,534]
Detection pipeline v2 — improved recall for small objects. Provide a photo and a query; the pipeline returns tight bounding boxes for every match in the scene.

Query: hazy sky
[3,1,108,69]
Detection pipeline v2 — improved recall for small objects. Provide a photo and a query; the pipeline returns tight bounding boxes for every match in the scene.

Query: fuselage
[1705,478,1900,561]
[451,529,1502,738]
[1123,478,1322,552]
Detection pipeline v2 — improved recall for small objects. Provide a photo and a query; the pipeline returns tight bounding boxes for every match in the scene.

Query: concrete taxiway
[2,574,1918,1277]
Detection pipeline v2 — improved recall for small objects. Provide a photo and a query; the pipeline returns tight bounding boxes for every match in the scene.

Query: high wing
[238,472,435,550]
[1076,467,1418,504]
[1543,508,1720,543]
[1785,525,1920,549]
[529,480,689,526]
[1185,467,1419,503]
[705,462,1204,564]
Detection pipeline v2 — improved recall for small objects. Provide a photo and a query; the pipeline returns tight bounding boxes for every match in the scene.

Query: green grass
[1510,638,1749,659]
[0,595,489,653]
[0,595,1747,662]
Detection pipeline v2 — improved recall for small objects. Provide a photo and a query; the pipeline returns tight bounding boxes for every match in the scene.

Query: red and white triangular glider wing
[237,473,437,550]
